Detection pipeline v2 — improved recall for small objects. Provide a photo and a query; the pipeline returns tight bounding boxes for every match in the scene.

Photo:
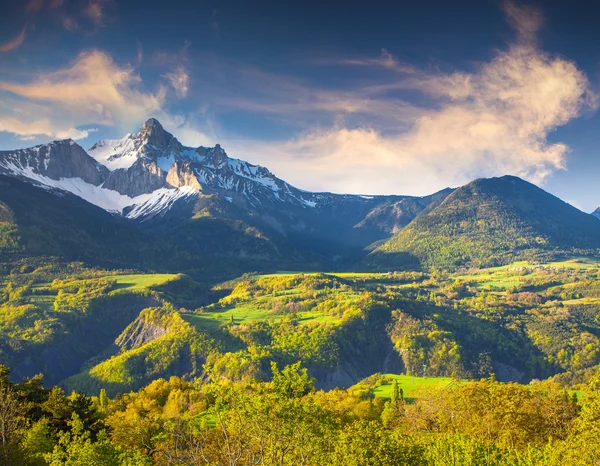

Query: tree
[0,381,26,465]
[271,362,315,399]
[99,389,109,411]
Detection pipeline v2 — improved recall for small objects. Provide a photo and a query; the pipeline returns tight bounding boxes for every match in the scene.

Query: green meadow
[104,273,178,291]
[371,374,456,401]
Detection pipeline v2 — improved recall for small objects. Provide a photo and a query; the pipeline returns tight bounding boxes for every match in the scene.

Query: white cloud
[0,117,94,141]
[226,1,596,195]
[162,66,190,98]
[0,50,169,141]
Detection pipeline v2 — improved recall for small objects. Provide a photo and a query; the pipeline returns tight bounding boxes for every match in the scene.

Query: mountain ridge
[368,175,600,269]
[0,118,452,265]
[3,119,599,273]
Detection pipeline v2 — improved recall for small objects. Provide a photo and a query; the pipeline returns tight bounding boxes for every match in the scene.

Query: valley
[1,119,600,464]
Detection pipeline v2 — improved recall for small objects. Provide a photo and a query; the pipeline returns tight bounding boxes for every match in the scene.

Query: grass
[19,274,176,311]
[372,374,457,402]
[453,257,600,291]
[256,271,397,279]
[182,305,340,334]
[104,274,178,291]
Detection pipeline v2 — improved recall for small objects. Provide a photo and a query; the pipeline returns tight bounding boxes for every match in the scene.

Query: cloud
[162,67,190,98]
[83,0,114,28]
[0,50,169,140]
[336,48,418,74]
[0,26,27,53]
[0,117,95,140]
[206,63,425,134]
[225,2,596,196]
[502,0,543,43]
[62,16,79,31]
[84,1,103,25]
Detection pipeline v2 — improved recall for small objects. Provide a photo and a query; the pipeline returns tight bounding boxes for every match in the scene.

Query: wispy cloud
[0,116,95,141]
[226,1,596,195]
[84,0,106,26]
[0,26,27,53]
[163,66,190,98]
[336,48,418,73]
[0,50,168,140]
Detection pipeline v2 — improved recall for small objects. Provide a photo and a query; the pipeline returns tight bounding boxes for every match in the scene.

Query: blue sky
[1,0,600,211]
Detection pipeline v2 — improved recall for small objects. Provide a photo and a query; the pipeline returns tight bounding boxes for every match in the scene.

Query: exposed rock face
[103,159,168,196]
[0,139,108,186]
[115,314,169,352]
[140,118,174,148]
[166,162,202,190]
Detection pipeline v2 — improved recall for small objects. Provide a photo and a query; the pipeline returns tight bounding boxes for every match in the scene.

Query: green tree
[271,362,315,399]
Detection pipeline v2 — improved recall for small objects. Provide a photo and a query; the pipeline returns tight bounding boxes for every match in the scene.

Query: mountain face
[0,139,108,186]
[368,175,600,269]
[0,118,450,265]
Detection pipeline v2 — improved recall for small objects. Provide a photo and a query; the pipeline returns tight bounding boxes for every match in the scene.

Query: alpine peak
[139,118,173,148]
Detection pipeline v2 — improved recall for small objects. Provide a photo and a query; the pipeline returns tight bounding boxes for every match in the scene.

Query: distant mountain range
[1,118,599,276]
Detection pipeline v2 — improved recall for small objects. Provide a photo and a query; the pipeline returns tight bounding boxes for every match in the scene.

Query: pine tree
[99,389,108,410]
[391,379,398,406]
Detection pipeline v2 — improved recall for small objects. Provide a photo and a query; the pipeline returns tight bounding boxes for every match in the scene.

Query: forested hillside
[1,361,600,465]
[370,176,600,269]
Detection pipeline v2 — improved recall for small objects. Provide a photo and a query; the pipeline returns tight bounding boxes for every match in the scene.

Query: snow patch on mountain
[88,136,140,171]
[227,158,282,192]
[125,186,197,220]
[0,158,197,216]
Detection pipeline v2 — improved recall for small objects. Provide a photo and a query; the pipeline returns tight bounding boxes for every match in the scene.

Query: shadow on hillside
[363,251,422,272]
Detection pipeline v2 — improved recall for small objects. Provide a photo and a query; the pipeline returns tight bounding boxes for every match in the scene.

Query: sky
[1,0,600,211]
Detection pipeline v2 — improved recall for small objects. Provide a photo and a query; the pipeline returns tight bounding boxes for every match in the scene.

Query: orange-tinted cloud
[0,26,27,53]
[163,67,189,98]
[0,50,174,141]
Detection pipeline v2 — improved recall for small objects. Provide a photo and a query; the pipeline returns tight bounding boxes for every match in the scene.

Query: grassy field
[256,271,395,279]
[372,374,456,402]
[18,274,177,311]
[453,257,600,291]
[104,273,178,291]
[182,305,340,334]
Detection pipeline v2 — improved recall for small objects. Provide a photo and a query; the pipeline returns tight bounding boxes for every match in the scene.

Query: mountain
[0,175,310,280]
[0,118,451,267]
[368,175,600,269]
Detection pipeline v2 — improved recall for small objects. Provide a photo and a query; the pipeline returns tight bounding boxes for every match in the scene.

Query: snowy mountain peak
[88,118,182,172]
[139,117,173,149]
[0,117,336,220]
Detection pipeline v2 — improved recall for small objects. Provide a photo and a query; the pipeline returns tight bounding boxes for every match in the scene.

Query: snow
[227,158,281,192]
[302,199,317,208]
[88,136,140,171]
[0,159,197,217]
[125,186,197,219]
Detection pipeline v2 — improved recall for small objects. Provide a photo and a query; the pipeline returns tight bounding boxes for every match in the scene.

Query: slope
[368,175,600,269]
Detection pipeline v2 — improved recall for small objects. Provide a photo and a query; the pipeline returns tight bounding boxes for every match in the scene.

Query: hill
[368,175,600,269]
